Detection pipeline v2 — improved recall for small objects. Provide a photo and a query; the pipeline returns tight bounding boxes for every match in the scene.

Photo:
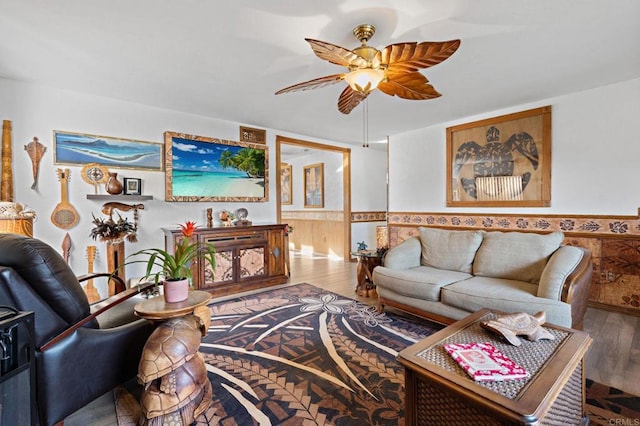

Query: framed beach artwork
[164,131,268,202]
[281,163,292,205]
[303,163,324,208]
[53,130,163,171]
[446,106,551,207]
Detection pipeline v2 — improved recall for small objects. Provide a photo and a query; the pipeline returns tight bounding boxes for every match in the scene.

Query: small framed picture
[281,163,292,205]
[123,178,142,195]
[303,163,324,208]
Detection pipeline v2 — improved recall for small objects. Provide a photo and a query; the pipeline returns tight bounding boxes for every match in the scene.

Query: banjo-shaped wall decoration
[51,168,79,229]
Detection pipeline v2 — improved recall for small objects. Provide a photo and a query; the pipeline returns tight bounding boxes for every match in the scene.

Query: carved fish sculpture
[101,202,145,218]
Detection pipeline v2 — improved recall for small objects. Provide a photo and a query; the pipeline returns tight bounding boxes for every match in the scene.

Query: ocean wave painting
[54,131,163,171]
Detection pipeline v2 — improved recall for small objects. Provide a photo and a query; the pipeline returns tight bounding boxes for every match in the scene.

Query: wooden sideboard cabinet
[163,224,289,296]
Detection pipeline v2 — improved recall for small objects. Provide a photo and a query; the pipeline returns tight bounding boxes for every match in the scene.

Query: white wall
[350,143,387,212]
[0,77,388,298]
[280,139,387,253]
[350,143,387,251]
[282,145,387,253]
[9,74,635,293]
[351,222,385,252]
[389,78,640,215]
[282,150,344,211]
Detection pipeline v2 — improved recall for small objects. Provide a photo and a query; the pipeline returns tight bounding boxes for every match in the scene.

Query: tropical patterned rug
[115,283,640,425]
[585,379,640,425]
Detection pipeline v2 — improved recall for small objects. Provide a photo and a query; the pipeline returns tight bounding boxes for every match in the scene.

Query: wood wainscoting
[283,210,345,258]
[388,210,640,316]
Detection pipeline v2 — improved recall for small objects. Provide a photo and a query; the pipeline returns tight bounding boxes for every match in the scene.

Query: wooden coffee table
[397,308,592,425]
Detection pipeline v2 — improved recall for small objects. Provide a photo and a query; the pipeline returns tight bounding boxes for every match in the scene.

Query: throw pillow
[419,227,484,273]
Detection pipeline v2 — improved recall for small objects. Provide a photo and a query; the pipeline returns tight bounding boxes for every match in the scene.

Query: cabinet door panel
[268,229,286,276]
[238,246,266,280]
[204,249,234,287]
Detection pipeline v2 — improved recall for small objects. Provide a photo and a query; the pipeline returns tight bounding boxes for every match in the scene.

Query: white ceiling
[1,1,639,146]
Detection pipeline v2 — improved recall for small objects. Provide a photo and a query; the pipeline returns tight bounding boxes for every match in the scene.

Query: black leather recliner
[0,234,155,425]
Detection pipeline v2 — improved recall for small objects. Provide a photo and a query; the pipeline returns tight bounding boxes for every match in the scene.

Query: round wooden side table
[350,250,382,297]
[134,290,213,425]
[134,290,211,320]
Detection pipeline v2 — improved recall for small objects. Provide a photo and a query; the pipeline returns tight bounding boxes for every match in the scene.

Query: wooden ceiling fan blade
[275,74,344,95]
[338,86,368,114]
[382,40,461,74]
[378,73,442,100]
[305,38,368,68]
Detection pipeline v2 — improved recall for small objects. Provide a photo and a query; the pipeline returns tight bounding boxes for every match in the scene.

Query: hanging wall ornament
[1,120,14,201]
[81,163,109,195]
[24,136,46,190]
[51,168,79,229]
[61,232,72,263]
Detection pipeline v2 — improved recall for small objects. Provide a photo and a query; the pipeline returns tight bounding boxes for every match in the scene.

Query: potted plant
[124,221,216,303]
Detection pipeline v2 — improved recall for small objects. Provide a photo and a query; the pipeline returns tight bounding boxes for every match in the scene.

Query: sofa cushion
[373,265,472,302]
[376,285,471,322]
[419,227,484,273]
[441,276,572,327]
[473,231,564,284]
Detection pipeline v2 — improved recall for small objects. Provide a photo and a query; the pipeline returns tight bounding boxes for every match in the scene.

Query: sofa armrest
[381,236,421,270]
[40,281,156,352]
[538,246,592,329]
[561,247,592,329]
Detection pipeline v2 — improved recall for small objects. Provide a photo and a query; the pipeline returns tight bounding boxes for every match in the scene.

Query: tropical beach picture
[164,131,268,202]
[54,130,163,171]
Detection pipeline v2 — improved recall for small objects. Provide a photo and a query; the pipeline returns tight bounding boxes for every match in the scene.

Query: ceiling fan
[275,24,461,114]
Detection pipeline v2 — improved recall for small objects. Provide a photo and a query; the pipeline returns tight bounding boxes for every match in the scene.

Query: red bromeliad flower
[179,221,198,237]
[124,219,215,284]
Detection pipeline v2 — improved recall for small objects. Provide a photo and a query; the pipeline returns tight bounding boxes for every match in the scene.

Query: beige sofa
[373,228,593,329]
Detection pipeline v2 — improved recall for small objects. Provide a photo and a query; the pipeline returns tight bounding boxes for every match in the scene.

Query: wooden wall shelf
[86,194,153,201]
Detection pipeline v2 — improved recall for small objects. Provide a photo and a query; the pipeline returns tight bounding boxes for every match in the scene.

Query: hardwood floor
[65,252,640,425]
[583,306,640,396]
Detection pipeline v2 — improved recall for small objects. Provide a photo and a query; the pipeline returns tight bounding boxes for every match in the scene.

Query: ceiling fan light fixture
[275,24,461,114]
[344,68,385,94]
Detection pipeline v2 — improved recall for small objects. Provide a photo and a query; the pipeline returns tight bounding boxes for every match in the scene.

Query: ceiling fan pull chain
[363,98,369,148]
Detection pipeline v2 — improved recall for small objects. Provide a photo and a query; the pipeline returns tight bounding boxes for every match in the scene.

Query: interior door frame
[275,135,351,259]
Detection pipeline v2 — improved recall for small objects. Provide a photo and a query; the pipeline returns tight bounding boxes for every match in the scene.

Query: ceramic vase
[163,279,189,303]
[105,172,123,195]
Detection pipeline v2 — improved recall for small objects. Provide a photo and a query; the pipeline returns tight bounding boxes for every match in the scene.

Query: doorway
[275,135,351,259]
